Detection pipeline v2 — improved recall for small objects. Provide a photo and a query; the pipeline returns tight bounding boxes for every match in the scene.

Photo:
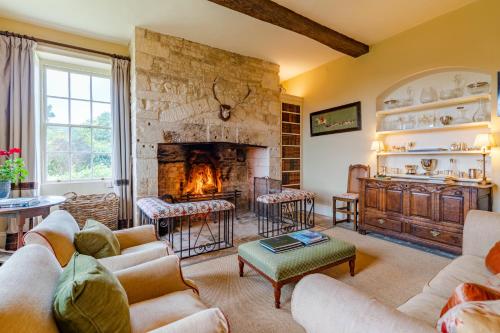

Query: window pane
[71,153,92,180]
[92,102,111,127]
[93,129,112,153]
[46,97,69,124]
[70,73,90,100]
[71,127,91,152]
[46,126,69,152]
[70,100,91,125]
[93,154,112,178]
[47,152,70,181]
[46,69,68,97]
[92,76,111,102]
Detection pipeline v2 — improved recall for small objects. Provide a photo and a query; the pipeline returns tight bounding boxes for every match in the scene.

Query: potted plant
[0,148,28,199]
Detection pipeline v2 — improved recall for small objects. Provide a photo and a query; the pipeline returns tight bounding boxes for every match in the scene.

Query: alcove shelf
[376,93,491,116]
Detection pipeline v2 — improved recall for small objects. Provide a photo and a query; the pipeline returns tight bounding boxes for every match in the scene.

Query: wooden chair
[332,164,370,230]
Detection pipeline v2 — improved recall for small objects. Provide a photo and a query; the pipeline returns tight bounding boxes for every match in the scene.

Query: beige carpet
[183,227,451,333]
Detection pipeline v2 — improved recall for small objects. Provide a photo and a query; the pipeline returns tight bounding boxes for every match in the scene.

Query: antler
[212,76,223,105]
[233,83,252,109]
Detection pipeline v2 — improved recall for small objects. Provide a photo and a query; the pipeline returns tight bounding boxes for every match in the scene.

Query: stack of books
[0,197,40,209]
[290,230,329,246]
[259,230,329,253]
[259,235,303,253]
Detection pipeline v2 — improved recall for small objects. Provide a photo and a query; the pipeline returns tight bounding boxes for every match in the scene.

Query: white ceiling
[0,0,476,80]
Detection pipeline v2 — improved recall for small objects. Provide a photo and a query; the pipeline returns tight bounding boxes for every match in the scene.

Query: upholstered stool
[238,237,356,308]
[137,197,234,258]
[256,188,315,237]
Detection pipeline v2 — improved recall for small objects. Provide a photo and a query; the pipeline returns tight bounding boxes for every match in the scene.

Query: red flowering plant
[0,148,28,184]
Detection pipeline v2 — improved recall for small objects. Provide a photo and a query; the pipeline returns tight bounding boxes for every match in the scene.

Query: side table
[0,196,66,250]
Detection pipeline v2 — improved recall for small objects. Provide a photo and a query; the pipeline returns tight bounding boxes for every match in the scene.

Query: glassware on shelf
[439,74,465,100]
[418,112,435,128]
[420,87,438,103]
[398,87,414,107]
[453,106,470,124]
[472,98,490,122]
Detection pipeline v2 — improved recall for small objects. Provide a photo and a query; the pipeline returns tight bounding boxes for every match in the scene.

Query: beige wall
[0,16,128,56]
[283,0,500,214]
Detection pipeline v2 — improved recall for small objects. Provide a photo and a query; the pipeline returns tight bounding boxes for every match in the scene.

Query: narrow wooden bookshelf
[281,95,303,189]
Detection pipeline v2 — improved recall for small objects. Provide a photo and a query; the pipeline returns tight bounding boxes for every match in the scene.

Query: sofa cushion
[0,245,62,333]
[486,241,500,274]
[74,219,120,259]
[99,243,169,272]
[23,210,80,266]
[129,289,207,333]
[53,252,131,333]
[423,255,493,299]
[397,291,447,326]
[120,240,168,256]
[147,308,229,333]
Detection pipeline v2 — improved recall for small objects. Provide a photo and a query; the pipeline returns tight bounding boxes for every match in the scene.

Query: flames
[184,164,222,195]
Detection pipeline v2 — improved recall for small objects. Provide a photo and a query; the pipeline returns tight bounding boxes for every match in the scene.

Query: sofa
[291,210,500,333]
[0,244,229,333]
[24,210,171,271]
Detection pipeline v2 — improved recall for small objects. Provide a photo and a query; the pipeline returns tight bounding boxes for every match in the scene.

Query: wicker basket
[60,192,119,230]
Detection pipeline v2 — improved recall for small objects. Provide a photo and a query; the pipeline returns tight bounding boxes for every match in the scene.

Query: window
[41,63,112,182]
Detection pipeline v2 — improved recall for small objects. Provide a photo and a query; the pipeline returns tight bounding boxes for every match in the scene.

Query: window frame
[40,59,113,184]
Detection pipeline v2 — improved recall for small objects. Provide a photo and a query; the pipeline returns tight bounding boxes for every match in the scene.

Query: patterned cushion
[437,300,500,333]
[440,283,500,317]
[238,237,355,281]
[333,192,359,200]
[137,198,235,219]
[256,189,315,204]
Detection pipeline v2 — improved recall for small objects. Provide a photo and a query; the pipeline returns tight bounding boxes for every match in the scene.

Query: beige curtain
[111,58,132,227]
[0,35,37,181]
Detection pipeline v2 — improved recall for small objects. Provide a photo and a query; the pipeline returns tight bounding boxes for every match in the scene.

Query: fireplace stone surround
[130,27,281,222]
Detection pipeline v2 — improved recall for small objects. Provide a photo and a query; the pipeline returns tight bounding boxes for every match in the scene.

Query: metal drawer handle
[377,219,385,225]
[430,230,441,237]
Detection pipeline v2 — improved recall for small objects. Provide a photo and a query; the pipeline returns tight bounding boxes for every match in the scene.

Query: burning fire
[184,164,222,195]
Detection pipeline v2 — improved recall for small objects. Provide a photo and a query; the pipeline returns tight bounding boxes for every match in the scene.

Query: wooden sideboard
[359,177,493,254]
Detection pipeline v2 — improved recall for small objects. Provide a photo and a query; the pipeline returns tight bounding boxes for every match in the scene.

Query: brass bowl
[421,159,437,175]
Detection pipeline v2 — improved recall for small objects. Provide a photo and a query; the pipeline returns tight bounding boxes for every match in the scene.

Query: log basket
[60,192,119,230]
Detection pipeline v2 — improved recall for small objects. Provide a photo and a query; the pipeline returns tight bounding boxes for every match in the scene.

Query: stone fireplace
[130,27,281,221]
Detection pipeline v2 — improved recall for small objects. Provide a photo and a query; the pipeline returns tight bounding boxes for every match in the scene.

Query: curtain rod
[0,30,130,61]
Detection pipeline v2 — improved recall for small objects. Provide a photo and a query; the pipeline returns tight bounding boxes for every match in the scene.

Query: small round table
[0,196,66,249]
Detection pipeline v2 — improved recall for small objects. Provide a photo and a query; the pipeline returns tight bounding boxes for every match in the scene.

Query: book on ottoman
[259,235,303,253]
[290,230,329,245]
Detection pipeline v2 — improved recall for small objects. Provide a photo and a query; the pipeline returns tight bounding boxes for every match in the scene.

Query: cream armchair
[0,244,229,333]
[24,210,171,271]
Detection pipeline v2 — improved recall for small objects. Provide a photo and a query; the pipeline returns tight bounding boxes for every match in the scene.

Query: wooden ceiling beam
[208,0,369,57]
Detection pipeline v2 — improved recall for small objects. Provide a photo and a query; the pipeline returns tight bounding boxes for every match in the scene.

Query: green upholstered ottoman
[238,237,356,308]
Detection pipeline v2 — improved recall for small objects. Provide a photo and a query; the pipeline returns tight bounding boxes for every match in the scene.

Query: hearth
[158,142,269,210]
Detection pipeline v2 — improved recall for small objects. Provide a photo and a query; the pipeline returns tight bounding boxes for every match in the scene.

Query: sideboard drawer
[409,225,462,247]
[365,215,402,233]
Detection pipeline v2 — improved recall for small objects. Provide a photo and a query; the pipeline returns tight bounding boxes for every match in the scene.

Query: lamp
[371,140,385,177]
[473,134,495,185]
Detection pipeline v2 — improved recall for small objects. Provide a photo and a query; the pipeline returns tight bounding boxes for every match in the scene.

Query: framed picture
[310,101,361,136]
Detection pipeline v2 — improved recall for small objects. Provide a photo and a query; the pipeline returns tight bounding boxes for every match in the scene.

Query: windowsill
[43,179,112,185]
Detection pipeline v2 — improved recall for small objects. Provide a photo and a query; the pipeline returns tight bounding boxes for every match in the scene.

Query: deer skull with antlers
[212,76,251,121]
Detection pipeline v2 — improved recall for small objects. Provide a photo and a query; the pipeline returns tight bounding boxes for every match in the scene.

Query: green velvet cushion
[53,252,131,333]
[238,237,356,281]
[74,219,120,259]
